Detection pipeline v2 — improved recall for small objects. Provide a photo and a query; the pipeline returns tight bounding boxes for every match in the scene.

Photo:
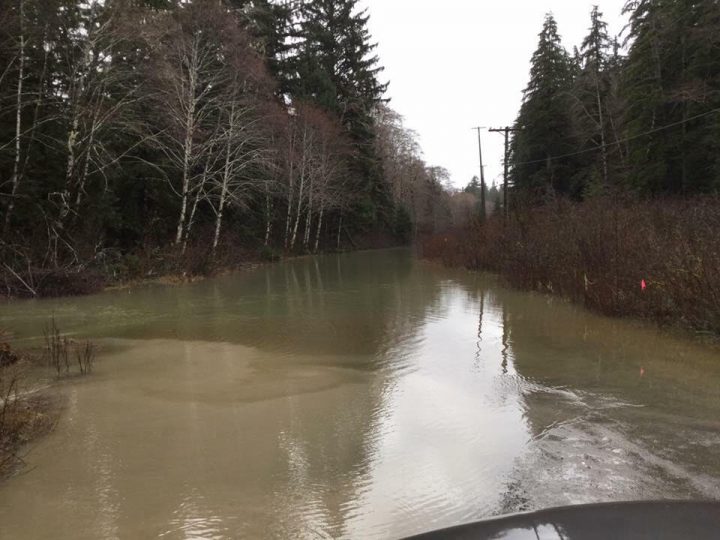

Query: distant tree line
[423,0,720,336]
[0,0,451,289]
[510,1,720,205]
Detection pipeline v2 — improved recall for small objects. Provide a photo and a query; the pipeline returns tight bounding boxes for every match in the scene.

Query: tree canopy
[0,0,450,282]
[509,1,720,207]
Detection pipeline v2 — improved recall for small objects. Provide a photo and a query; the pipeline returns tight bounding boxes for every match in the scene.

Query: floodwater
[1,249,719,539]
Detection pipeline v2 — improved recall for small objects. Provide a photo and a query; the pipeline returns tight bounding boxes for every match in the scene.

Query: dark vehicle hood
[406,501,720,539]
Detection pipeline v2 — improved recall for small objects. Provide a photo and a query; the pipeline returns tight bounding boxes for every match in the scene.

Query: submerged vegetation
[0,322,96,477]
[0,336,50,477]
[44,317,96,377]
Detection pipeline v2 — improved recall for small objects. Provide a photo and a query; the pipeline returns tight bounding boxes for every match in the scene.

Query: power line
[512,107,720,167]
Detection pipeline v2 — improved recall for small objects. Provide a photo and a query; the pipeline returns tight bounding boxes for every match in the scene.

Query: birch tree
[1,0,58,235]
[145,5,230,247]
[285,103,347,252]
[208,87,270,256]
[145,1,273,251]
[2,0,26,235]
[49,3,132,221]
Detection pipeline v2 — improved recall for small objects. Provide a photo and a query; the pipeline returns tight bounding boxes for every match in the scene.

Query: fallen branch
[2,264,36,297]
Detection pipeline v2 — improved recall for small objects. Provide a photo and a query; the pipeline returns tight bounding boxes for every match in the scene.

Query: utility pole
[472,127,486,221]
[489,126,521,219]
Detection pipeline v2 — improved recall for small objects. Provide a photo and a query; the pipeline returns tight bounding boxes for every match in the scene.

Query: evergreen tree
[571,6,616,194]
[464,176,481,195]
[0,0,443,277]
[291,0,386,114]
[290,0,390,227]
[622,0,720,194]
[227,0,293,90]
[510,14,578,200]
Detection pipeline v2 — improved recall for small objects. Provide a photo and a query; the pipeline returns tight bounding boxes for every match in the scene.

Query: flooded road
[1,249,719,539]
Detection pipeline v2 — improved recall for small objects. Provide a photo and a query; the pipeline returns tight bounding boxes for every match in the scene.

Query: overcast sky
[361,0,629,189]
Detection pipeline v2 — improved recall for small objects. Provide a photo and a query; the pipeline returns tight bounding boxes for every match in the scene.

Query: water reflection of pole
[265,268,272,318]
[336,255,343,287]
[501,304,509,374]
[314,257,325,315]
[303,261,314,310]
[474,290,485,367]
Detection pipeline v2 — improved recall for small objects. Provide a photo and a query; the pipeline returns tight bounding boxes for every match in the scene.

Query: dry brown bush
[421,196,720,334]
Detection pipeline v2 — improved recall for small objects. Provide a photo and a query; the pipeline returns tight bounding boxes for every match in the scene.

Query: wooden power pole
[472,127,486,221]
[489,126,520,218]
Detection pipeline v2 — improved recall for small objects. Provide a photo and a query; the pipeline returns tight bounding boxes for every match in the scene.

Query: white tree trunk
[62,36,94,227]
[74,106,101,214]
[182,177,204,255]
[175,110,194,246]
[290,135,307,250]
[19,25,49,184]
[65,116,79,187]
[175,48,199,246]
[212,176,228,256]
[264,182,272,246]
[283,133,295,248]
[595,76,609,186]
[303,178,313,248]
[4,0,25,234]
[290,170,304,250]
[212,102,236,257]
[336,213,343,250]
[314,203,324,253]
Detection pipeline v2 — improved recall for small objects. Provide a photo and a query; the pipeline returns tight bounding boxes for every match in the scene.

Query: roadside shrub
[0,268,104,299]
[0,345,56,477]
[0,362,22,472]
[0,343,19,368]
[421,196,720,335]
[258,245,281,262]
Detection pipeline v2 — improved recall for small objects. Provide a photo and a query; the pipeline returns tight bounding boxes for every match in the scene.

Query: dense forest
[509,2,720,203]
[3,0,720,303]
[0,0,457,296]
[427,0,720,335]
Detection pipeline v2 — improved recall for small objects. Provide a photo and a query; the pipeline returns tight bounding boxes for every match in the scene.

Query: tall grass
[1,322,96,477]
[75,341,96,375]
[421,196,720,335]
[44,318,97,376]
[44,318,70,376]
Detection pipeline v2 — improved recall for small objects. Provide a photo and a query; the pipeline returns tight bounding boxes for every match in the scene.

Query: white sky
[362,0,629,188]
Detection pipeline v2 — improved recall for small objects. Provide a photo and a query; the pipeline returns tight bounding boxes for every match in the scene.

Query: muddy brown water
[1,249,719,539]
